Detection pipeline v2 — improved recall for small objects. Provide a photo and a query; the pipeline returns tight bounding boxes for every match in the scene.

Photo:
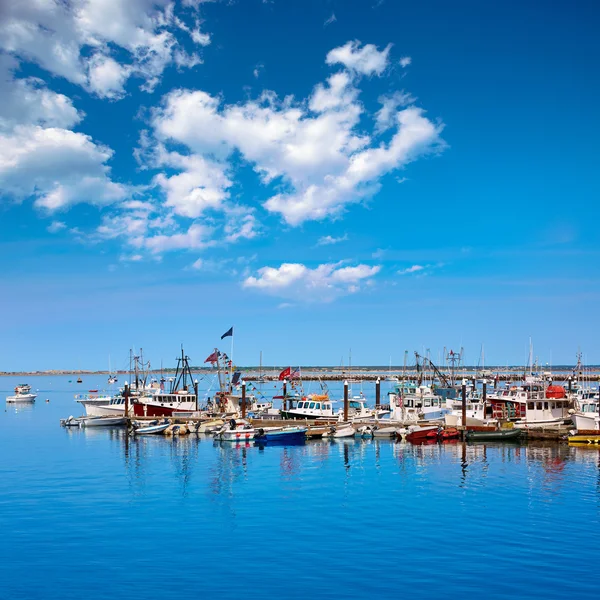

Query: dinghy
[133,420,170,435]
[81,416,127,428]
[254,426,307,444]
[465,428,522,442]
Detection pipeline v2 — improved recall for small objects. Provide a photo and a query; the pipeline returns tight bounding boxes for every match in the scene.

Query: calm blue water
[1,375,599,599]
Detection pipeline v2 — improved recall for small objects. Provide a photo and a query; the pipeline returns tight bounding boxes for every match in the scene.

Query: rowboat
[465,428,522,442]
[133,420,170,435]
[372,426,400,438]
[213,419,255,442]
[254,426,307,444]
[405,425,440,443]
[81,416,127,428]
[331,424,355,438]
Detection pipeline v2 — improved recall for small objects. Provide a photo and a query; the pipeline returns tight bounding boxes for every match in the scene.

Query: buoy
[46,399,50,403]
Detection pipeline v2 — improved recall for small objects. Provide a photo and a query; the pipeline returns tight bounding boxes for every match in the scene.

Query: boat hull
[255,427,307,444]
[466,429,522,442]
[6,394,37,403]
[81,416,127,427]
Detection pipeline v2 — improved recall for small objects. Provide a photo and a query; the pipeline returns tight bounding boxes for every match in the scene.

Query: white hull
[83,403,124,417]
[571,413,599,431]
[78,397,113,415]
[215,428,255,442]
[81,416,127,427]
[513,417,569,429]
[7,393,37,403]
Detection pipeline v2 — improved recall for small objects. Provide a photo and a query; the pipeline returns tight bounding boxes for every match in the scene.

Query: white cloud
[47,221,67,233]
[324,13,337,27]
[0,0,212,98]
[398,264,424,275]
[87,53,132,99]
[399,56,412,68]
[243,261,381,301]
[317,234,348,246]
[0,55,82,131]
[138,222,214,254]
[146,42,444,228]
[0,125,127,211]
[325,40,391,76]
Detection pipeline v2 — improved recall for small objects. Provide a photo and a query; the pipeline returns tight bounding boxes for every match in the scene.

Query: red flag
[204,351,219,364]
[278,366,291,381]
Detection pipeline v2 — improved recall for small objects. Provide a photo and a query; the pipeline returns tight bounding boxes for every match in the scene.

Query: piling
[282,380,287,411]
[194,380,199,412]
[241,381,246,419]
[375,378,381,408]
[461,380,467,439]
[124,382,130,418]
[343,380,349,422]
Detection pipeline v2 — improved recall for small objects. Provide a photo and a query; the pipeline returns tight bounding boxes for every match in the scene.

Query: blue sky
[0,0,599,371]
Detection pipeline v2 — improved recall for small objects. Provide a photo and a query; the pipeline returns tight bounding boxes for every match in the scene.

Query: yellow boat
[568,435,600,445]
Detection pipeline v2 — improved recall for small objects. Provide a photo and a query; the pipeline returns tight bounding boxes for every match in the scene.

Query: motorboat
[372,425,400,438]
[132,420,170,435]
[280,394,337,420]
[254,426,307,444]
[81,416,127,428]
[323,424,355,439]
[404,425,440,443]
[213,419,255,442]
[570,389,599,431]
[7,384,37,403]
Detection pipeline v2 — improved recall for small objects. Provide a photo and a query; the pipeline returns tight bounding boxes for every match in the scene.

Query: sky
[0,0,599,372]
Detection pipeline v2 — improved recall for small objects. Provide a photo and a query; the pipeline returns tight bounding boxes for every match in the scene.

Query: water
[1,375,599,599]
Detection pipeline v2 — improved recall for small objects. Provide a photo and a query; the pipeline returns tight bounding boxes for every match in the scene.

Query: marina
[1,372,600,600]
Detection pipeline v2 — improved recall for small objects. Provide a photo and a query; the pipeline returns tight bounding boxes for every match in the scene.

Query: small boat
[7,383,37,403]
[372,425,400,438]
[324,424,355,439]
[213,419,255,442]
[404,425,440,443]
[197,419,224,434]
[440,427,460,440]
[465,428,522,442]
[60,415,82,428]
[133,420,170,435]
[254,426,307,444]
[81,416,127,428]
[77,377,83,384]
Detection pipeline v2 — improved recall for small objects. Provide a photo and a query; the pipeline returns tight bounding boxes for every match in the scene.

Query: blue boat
[254,426,307,445]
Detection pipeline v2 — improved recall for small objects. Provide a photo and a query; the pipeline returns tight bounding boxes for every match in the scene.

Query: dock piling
[461,379,467,439]
[343,380,349,422]
[241,381,246,419]
[375,378,380,408]
[282,380,287,412]
[124,382,130,418]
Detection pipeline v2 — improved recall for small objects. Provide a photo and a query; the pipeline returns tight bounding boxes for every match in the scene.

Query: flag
[231,372,241,386]
[279,366,291,381]
[221,327,233,339]
[204,351,219,364]
[291,368,300,379]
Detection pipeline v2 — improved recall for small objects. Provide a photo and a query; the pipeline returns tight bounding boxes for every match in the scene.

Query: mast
[259,351,263,381]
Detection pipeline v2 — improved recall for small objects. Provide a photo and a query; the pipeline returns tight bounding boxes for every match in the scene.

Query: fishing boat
[213,419,255,442]
[254,426,307,444]
[133,420,170,435]
[280,394,337,420]
[7,384,37,403]
[465,428,522,442]
[570,393,600,431]
[132,348,198,417]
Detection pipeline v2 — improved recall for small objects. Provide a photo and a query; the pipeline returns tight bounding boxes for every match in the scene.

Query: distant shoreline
[1,365,597,378]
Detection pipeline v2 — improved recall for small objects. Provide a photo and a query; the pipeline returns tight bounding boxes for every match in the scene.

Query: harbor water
[1,375,599,599]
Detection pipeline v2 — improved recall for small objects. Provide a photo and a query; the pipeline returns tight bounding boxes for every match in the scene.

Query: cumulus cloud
[47,221,67,233]
[325,40,391,76]
[146,41,444,227]
[399,56,412,68]
[0,0,212,98]
[243,261,381,301]
[0,125,127,210]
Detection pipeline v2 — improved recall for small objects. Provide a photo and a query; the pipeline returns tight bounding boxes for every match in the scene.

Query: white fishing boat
[213,419,255,442]
[388,383,450,423]
[570,390,600,431]
[7,384,37,403]
[280,394,337,420]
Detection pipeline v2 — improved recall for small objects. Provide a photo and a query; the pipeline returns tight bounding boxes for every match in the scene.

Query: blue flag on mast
[221,327,233,339]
